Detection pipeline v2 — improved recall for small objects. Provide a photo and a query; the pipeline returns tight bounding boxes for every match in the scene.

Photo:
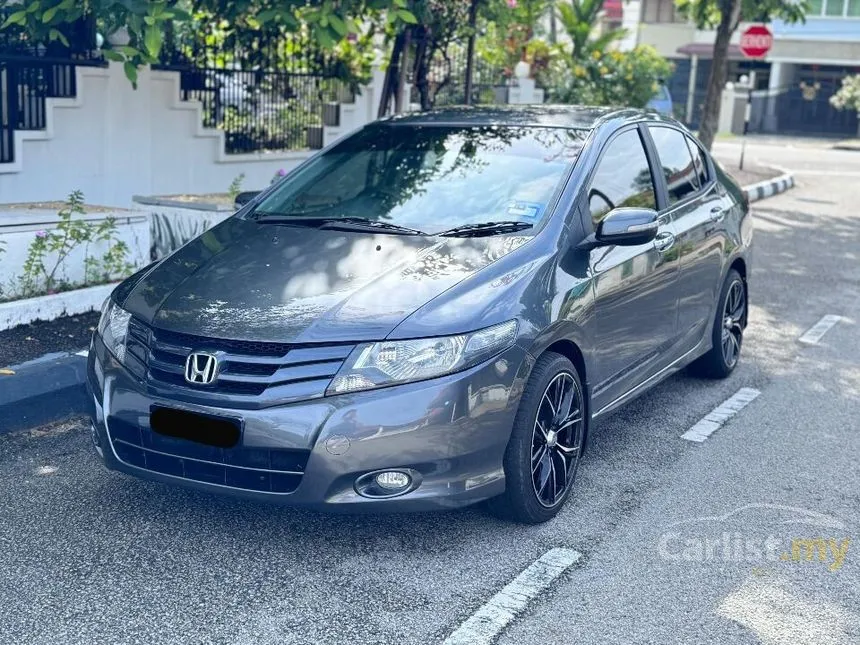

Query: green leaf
[316,28,336,49]
[396,9,417,23]
[256,8,279,23]
[144,16,155,25]
[102,49,125,62]
[1,11,28,28]
[123,61,138,86]
[144,25,163,57]
[394,0,406,7]
[42,6,59,23]
[328,13,347,35]
[27,2,39,14]
[49,28,69,46]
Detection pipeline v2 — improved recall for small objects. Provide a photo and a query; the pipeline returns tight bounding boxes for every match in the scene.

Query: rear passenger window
[685,135,710,188]
[587,129,657,226]
[648,126,700,205]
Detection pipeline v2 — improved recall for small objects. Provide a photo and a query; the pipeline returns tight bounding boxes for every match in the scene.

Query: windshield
[249,123,588,234]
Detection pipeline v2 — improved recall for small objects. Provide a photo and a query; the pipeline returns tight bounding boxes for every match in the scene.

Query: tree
[546,0,671,108]
[556,0,625,60]
[677,0,807,150]
[1,0,416,87]
[830,74,860,136]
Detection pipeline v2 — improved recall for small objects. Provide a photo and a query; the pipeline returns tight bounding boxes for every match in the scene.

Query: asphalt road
[0,139,857,645]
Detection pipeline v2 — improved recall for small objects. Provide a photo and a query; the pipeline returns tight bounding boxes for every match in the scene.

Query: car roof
[381,105,672,131]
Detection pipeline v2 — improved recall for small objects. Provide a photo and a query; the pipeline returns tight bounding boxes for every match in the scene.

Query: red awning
[603,0,623,20]
[676,43,745,60]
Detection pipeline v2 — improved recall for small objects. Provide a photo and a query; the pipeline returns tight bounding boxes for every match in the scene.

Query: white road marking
[443,548,581,645]
[682,388,761,443]
[75,349,89,357]
[798,315,841,345]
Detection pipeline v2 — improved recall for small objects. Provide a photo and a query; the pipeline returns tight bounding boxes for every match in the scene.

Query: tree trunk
[698,0,741,151]
[463,0,479,105]
[413,27,433,111]
[378,31,406,118]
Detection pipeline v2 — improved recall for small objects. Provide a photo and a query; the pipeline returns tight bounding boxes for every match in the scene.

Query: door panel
[647,127,726,354]
[671,185,726,350]
[590,216,680,406]
[584,128,680,410]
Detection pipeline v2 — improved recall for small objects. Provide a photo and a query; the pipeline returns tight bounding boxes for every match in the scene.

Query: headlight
[327,320,518,395]
[97,298,131,362]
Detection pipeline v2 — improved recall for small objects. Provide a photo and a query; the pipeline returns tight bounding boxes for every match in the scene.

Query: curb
[0,172,797,435]
[0,352,89,435]
[743,172,795,204]
[0,282,118,332]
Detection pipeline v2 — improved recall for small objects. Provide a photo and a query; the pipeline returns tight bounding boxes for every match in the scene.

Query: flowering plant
[17,191,133,299]
[271,168,288,184]
[549,45,673,108]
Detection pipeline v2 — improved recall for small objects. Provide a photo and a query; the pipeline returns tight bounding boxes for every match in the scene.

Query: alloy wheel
[721,279,745,369]
[530,372,584,508]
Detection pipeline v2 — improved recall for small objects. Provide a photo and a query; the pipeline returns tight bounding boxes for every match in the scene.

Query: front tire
[490,353,586,524]
[688,269,746,379]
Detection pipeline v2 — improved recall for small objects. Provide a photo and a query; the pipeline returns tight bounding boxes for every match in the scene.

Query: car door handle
[709,206,726,223]
[654,231,675,252]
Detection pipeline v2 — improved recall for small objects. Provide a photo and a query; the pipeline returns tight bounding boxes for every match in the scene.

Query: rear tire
[489,353,586,524]
[688,269,746,379]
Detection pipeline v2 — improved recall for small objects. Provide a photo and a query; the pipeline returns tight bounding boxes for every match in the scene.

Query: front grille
[127,318,356,407]
[107,417,310,494]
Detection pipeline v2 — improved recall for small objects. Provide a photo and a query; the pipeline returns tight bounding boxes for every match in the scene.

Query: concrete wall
[0,207,149,300]
[0,63,385,208]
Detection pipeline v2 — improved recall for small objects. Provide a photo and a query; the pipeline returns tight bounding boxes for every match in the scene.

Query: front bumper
[86,335,531,512]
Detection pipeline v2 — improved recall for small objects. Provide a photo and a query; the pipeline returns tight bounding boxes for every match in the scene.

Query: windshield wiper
[253,214,426,236]
[436,221,534,237]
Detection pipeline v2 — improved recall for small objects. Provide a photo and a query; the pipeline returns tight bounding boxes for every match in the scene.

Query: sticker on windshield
[505,200,544,219]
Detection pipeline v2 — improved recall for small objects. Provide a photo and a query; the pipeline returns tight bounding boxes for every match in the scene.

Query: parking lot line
[75,349,89,357]
[798,315,842,345]
[443,548,581,645]
[681,388,761,443]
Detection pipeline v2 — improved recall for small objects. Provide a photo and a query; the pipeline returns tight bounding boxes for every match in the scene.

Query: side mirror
[234,190,262,209]
[594,207,660,247]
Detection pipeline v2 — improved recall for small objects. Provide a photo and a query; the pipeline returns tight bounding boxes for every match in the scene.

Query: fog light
[375,471,411,491]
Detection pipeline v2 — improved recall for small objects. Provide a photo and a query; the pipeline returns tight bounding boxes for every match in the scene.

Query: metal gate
[748,79,858,137]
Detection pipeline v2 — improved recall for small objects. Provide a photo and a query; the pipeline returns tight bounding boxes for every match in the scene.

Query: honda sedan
[87,106,751,523]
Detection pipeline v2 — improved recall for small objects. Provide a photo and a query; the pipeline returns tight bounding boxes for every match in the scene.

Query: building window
[809,0,860,16]
[642,0,683,24]
[826,0,844,15]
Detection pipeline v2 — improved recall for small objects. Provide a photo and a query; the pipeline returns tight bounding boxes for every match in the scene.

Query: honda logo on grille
[184,352,219,385]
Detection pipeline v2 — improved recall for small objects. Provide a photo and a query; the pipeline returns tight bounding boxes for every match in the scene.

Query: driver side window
[588,129,657,227]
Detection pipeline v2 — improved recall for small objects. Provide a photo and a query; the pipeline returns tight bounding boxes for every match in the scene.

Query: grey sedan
[87,106,751,523]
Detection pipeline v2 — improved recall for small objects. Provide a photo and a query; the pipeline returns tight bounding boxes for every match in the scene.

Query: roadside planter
[132,194,236,261]
[0,198,149,330]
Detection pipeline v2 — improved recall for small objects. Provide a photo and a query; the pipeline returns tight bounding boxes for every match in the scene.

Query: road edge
[0,352,89,435]
[743,172,795,204]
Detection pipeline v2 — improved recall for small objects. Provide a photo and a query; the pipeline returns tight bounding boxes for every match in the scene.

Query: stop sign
[740,25,773,59]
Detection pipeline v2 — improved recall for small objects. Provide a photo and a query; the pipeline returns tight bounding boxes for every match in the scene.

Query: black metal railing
[155,30,351,153]
[1,9,104,164]
[409,40,509,110]
[171,66,351,153]
[748,82,858,137]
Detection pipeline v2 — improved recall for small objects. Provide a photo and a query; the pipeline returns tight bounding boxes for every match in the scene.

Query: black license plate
[150,406,241,448]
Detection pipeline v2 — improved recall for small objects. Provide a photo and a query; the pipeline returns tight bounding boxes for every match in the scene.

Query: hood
[121,217,531,343]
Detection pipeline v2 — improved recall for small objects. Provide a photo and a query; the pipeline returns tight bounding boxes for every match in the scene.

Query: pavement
[0,138,857,644]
